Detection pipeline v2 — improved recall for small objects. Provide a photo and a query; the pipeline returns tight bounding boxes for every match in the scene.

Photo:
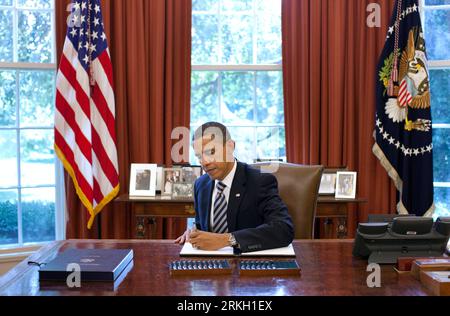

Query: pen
[190,222,198,248]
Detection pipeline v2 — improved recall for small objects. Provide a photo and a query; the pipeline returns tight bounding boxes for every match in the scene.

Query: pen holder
[238,259,301,277]
[169,259,232,276]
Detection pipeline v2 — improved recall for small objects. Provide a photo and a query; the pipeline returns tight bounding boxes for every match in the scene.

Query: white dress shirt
[210,160,237,229]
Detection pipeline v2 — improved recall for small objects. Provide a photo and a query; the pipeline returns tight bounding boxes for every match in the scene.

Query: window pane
[256,1,281,64]
[221,14,253,64]
[256,126,286,160]
[190,1,285,169]
[256,0,281,13]
[17,0,52,9]
[434,187,450,218]
[425,0,450,5]
[221,0,253,11]
[0,9,13,62]
[221,72,254,123]
[256,71,284,124]
[191,71,219,125]
[0,70,16,127]
[424,10,450,60]
[0,189,18,245]
[0,130,18,188]
[18,10,53,63]
[0,0,12,6]
[228,126,254,163]
[19,70,55,127]
[433,128,450,183]
[22,187,55,243]
[20,129,55,187]
[430,69,450,124]
[192,14,219,64]
[189,127,199,165]
[192,0,218,12]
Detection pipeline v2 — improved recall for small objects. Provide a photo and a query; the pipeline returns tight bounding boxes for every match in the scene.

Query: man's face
[193,136,235,181]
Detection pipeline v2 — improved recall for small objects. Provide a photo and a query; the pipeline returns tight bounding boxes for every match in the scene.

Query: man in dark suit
[175,122,294,253]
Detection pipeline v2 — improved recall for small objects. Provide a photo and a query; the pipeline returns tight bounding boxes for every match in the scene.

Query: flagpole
[97,212,102,239]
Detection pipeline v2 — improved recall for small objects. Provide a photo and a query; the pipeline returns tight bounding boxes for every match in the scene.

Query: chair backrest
[251,162,324,239]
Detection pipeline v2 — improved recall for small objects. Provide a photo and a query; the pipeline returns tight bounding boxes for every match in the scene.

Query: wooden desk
[0,239,429,296]
[115,194,367,239]
[316,195,367,239]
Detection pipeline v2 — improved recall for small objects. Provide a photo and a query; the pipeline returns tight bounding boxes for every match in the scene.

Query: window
[190,0,285,164]
[0,0,64,247]
[421,0,450,217]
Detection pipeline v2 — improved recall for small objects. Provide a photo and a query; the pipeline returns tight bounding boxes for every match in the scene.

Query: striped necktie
[212,181,228,233]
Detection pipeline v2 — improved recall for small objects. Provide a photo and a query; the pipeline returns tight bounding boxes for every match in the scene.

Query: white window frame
[0,0,65,248]
[191,0,285,163]
[420,0,450,216]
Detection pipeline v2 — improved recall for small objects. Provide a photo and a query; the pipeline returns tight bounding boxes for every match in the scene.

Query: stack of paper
[180,243,296,257]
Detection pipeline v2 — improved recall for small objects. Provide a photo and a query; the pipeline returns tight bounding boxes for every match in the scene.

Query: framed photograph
[335,171,357,199]
[319,173,337,195]
[129,164,157,197]
[155,166,164,192]
[171,183,194,199]
[161,167,183,195]
[181,165,202,183]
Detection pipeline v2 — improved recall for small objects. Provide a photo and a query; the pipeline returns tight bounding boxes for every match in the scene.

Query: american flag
[54,0,119,229]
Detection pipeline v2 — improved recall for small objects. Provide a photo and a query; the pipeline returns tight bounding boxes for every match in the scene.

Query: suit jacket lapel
[227,162,246,232]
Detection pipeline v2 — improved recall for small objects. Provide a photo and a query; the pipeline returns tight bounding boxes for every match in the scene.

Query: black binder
[38,249,134,282]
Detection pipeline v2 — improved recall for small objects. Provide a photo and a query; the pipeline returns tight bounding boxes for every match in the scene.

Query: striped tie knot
[216,181,226,194]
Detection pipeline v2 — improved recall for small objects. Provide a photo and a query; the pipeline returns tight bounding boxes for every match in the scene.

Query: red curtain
[282,0,398,236]
[55,0,192,239]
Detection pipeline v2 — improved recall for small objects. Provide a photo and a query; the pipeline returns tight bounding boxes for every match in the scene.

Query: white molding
[55,159,66,241]
[0,62,56,70]
[0,126,54,131]
[192,64,282,71]
[434,182,450,188]
[0,6,53,13]
[0,242,46,252]
[0,251,35,263]
[422,5,450,10]
[0,244,41,255]
[191,123,284,128]
[433,124,450,129]
[429,60,450,68]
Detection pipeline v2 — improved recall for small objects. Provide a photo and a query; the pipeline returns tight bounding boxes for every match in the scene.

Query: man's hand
[174,228,191,244]
[189,231,229,250]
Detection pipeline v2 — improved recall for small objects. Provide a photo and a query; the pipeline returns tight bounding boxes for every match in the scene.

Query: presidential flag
[55,0,119,228]
[373,0,434,216]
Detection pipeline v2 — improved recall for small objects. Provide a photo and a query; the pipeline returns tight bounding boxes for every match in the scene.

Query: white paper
[180,242,296,257]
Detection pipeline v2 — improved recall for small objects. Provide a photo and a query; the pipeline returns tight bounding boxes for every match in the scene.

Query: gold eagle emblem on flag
[380,27,431,132]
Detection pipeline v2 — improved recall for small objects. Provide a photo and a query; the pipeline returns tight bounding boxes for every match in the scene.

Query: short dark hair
[192,122,232,145]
